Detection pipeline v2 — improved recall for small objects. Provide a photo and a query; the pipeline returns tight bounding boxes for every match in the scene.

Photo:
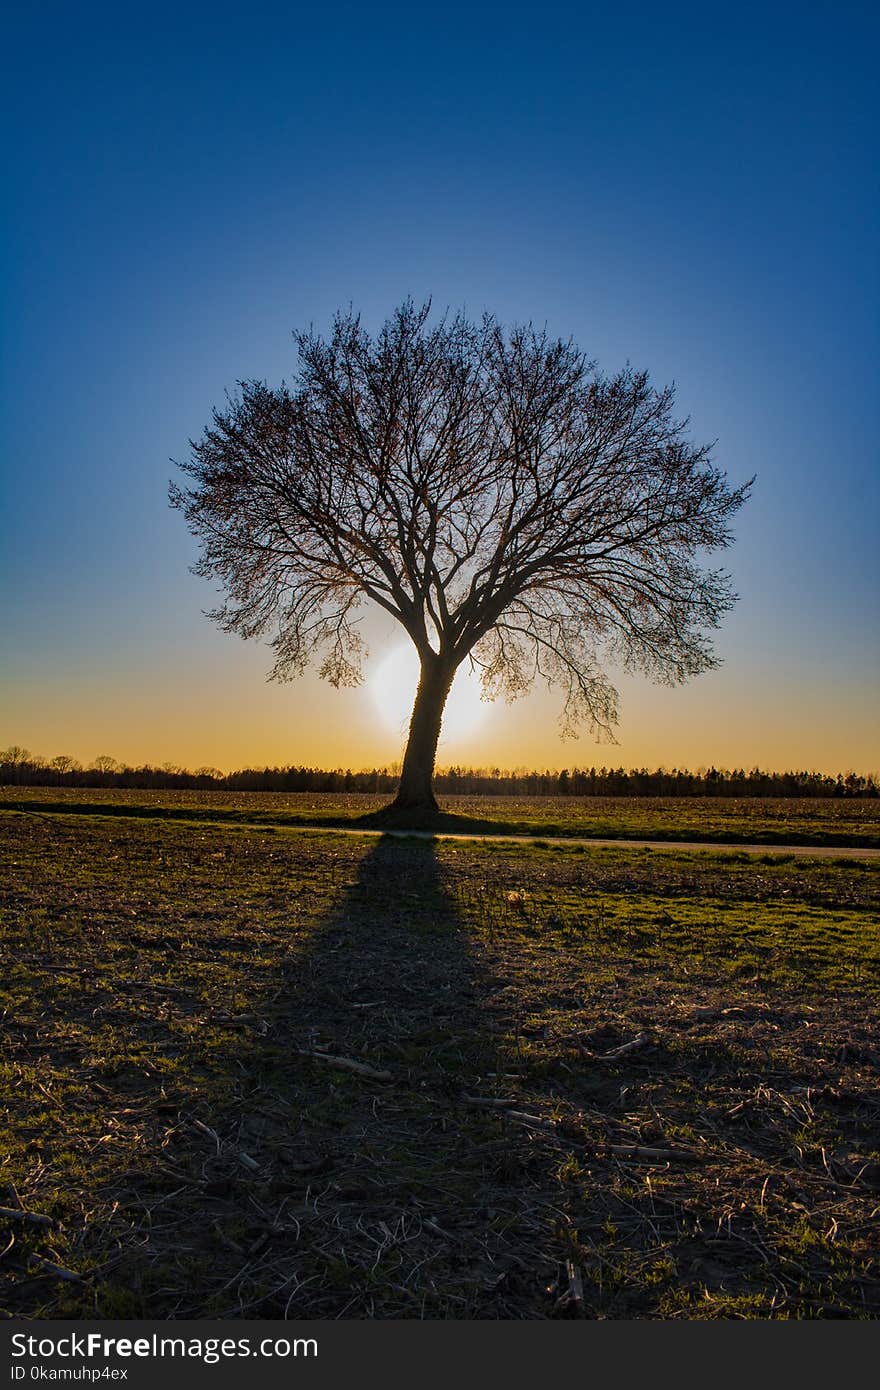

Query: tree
[1,746,36,785]
[49,754,81,777]
[171,301,751,817]
[1,746,32,768]
[195,766,224,781]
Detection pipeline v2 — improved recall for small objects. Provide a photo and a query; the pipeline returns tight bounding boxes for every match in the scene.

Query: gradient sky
[2,1,878,775]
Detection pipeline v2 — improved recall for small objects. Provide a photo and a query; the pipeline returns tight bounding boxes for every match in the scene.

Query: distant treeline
[1,746,877,797]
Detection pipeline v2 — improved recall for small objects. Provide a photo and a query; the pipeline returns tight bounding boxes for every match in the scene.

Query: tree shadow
[226,833,561,1318]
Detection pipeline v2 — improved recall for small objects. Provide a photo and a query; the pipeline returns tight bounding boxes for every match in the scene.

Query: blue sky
[2,1,877,772]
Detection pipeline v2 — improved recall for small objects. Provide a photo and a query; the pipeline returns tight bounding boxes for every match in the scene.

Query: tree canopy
[171,300,751,814]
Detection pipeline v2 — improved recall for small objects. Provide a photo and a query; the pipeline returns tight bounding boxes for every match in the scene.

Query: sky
[2,1,878,776]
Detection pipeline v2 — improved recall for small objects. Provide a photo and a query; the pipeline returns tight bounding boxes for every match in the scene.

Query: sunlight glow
[369,645,489,747]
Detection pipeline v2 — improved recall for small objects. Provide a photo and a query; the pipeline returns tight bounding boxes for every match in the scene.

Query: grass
[1,800,878,1319]
[3,786,880,846]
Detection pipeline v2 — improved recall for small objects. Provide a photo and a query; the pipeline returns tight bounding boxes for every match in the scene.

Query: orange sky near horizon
[3,610,878,777]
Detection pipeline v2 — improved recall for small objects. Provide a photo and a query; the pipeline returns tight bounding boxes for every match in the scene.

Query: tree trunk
[390,652,456,814]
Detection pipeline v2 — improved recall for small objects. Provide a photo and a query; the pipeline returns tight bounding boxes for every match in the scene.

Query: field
[3,786,880,846]
[1,794,879,1319]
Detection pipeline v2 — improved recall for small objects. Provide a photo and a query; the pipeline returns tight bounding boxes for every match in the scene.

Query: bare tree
[92,755,119,775]
[1,746,33,767]
[49,754,81,777]
[1,746,36,785]
[172,301,751,817]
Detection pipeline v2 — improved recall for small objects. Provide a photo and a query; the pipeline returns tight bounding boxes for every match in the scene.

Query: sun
[370,645,489,746]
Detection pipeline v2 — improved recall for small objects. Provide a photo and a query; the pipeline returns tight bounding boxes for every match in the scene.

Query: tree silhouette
[171,301,751,816]
[49,755,81,777]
